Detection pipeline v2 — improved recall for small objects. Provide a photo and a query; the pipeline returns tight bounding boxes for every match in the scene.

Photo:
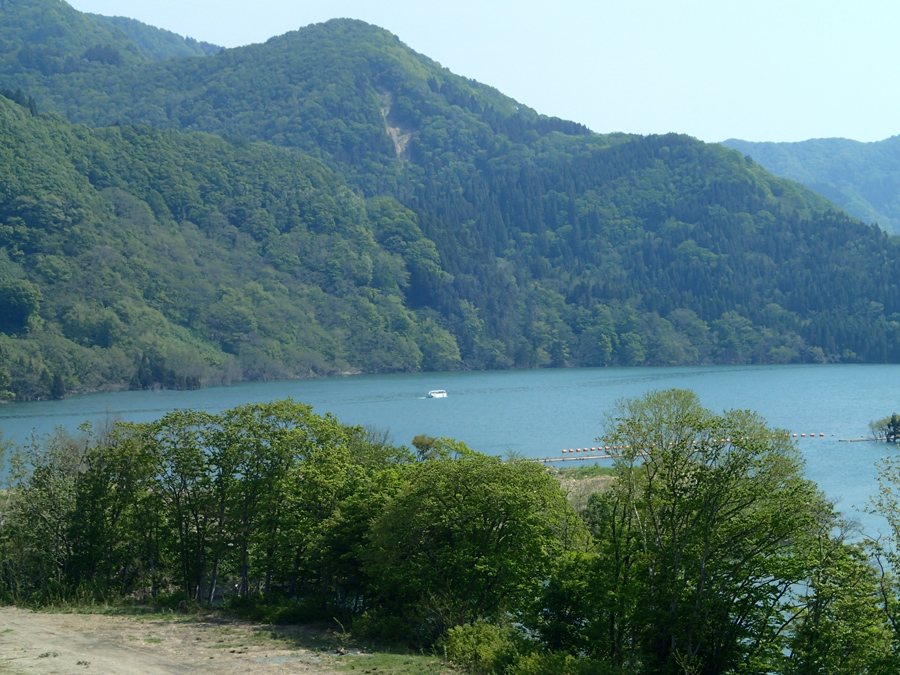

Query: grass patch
[551,464,616,479]
[254,623,458,674]
[549,463,616,509]
[336,651,449,674]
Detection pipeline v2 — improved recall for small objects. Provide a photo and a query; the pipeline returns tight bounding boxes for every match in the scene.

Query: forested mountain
[2,0,900,399]
[0,0,219,73]
[723,135,900,233]
[0,94,461,399]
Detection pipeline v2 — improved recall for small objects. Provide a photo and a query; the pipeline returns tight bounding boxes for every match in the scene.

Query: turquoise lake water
[1,364,896,536]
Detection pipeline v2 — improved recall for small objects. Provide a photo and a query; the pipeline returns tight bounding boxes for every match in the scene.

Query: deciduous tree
[590,389,823,674]
[365,451,582,644]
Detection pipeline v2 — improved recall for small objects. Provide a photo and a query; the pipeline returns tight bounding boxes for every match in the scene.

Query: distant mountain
[0,0,220,74]
[3,1,900,399]
[89,14,222,60]
[0,0,147,73]
[722,136,900,233]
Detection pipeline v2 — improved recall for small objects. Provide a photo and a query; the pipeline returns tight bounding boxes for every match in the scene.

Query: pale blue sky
[67,1,900,144]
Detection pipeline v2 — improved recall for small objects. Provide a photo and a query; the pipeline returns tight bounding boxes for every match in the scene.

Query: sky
[66,0,900,144]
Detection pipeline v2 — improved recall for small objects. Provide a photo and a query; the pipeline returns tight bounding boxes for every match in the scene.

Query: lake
[0,364,896,536]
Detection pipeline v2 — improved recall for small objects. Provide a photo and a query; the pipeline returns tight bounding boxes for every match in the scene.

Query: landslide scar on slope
[378,91,412,159]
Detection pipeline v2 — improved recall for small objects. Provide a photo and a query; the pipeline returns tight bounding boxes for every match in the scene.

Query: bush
[441,621,519,675]
[351,608,423,646]
[26,580,68,607]
[226,593,325,624]
[441,623,617,675]
[153,590,198,613]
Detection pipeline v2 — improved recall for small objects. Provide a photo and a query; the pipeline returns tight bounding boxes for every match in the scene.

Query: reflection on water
[0,364,896,535]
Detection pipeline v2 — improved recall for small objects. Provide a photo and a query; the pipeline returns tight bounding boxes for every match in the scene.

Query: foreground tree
[0,399,411,609]
[865,451,900,667]
[0,427,91,600]
[587,389,823,674]
[782,510,894,675]
[365,450,584,645]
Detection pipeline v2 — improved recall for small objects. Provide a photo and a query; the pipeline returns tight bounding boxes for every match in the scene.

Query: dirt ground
[0,607,348,675]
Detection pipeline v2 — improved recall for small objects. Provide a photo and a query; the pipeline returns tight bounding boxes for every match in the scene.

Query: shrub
[351,608,422,646]
[226,593,325,624]
[153,590,198,613]
[441,621,519,675]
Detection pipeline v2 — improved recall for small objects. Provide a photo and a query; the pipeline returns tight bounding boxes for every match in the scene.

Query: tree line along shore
[2,389,900,674]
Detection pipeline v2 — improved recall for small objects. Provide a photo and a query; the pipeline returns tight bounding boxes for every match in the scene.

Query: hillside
[723,136,900,233]
[0,94,460,399]
[2,2,900,398]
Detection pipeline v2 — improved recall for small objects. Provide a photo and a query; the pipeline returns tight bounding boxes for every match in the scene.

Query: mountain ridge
[88,14,222,60]
[723,135,900,233]
[0,0,222,74]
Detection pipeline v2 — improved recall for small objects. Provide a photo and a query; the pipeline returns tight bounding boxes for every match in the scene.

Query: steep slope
[0,94,460,400]
[722,136,900,233]
[3,4,900,389]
